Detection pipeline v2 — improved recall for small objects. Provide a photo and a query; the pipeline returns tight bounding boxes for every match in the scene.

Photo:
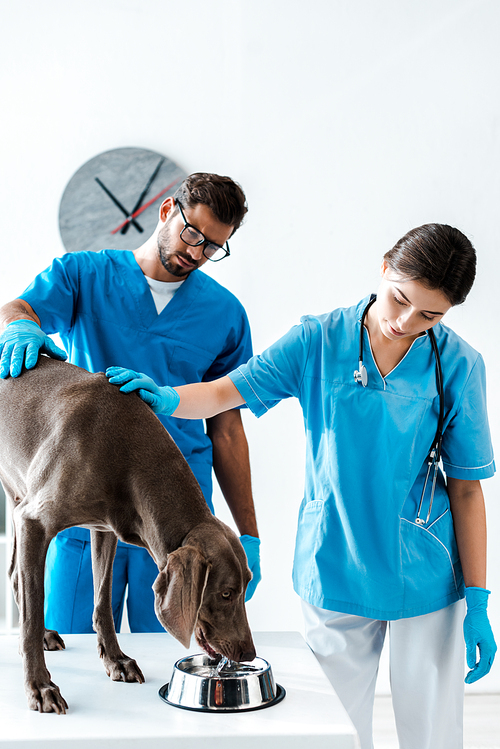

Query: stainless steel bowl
[159,654,285,712]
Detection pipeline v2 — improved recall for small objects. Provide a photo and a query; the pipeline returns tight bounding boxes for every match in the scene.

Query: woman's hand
[106,367,180,415]
[107,368,244,420]
[464,587,497,683]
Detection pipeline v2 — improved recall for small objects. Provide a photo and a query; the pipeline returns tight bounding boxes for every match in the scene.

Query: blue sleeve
[202,304,253,382]
[19,253,80,336]
[441,354,495,480]
[228,321,310,417]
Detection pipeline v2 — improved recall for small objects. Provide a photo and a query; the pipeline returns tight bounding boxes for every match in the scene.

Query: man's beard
[157,227,197,278]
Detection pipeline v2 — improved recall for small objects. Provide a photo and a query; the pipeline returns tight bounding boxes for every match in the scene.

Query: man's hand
[240,535,261,601]
[0,320,67,378]
[106,367,180,415]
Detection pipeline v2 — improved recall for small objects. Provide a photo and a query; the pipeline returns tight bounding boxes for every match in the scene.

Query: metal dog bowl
[159,654,285,712]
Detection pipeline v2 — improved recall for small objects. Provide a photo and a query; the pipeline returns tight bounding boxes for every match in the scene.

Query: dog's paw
[43,628,65,651]
[27,680,68,714]
[101,652,145,684]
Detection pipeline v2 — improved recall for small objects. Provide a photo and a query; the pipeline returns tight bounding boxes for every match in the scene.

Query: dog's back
[0,357,210,543]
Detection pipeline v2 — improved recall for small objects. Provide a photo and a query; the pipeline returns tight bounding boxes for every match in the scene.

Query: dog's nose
[239,646,256,662]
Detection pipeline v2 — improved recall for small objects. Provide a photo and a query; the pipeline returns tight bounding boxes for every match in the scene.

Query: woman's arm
[174,376,245,419]
[447,476,497,683]
[105,368,245,419]
[447,477,486,587]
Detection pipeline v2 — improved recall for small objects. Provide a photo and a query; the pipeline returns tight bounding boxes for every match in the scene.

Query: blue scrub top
[229,296,495,620]
[21,250,253,539]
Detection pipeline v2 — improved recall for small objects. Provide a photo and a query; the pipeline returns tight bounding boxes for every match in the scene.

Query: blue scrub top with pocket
[229,295,495,620]
[20,250,253,542]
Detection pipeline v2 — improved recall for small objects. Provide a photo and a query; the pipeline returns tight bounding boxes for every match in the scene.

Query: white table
[0,631,358,748]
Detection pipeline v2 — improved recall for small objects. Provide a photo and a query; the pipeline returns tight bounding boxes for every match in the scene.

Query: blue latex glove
[0,319,67,378]
[464,587,497,684]
[106,367,180,415]
[240,535,261,602]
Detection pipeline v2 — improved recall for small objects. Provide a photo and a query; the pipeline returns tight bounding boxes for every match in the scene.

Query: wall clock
[59,147,187,253]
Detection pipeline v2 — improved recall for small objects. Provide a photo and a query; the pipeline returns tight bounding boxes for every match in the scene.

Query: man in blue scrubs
[0,172,260,633]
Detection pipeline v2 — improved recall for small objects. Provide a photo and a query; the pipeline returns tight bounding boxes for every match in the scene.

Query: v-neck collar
[363,326,427,387]
[356,294,431,388]
[118,251,204,330]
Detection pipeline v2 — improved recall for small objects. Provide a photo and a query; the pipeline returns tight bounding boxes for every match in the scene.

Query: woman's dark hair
[173,173,248,236]
[384,223,476,306]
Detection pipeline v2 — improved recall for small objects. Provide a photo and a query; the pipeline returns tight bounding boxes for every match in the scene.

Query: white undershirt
[145,276,185,314]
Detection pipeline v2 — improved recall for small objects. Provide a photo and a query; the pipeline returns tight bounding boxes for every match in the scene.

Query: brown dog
[0,357,255,713]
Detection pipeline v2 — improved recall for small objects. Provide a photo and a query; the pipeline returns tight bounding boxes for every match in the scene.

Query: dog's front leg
[16,513,68,713]
[90,530,144,683]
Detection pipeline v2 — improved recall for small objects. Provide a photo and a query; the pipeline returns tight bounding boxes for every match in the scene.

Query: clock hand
[111,176,183,235]
[94,177,144,233]
[121,157,165,235]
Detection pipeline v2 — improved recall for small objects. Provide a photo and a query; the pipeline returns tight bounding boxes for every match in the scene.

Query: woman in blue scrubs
[107,223,496,749]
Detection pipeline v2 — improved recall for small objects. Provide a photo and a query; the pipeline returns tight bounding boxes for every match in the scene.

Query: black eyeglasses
[176,201,230,262]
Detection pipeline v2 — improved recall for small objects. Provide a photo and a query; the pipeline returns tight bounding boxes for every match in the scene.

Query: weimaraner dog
[0,357,255,713]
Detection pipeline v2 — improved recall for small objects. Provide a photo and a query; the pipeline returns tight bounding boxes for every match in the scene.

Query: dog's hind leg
[5,484,20,629]
[3,483,64,653]
[7,523,18,605]
[15,508,68,713]
[90,530,145,683]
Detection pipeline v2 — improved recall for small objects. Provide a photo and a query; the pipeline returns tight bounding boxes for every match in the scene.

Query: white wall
[1,0,499,692]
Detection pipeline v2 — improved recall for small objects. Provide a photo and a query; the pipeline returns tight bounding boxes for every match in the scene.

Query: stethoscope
[354,294,444,526]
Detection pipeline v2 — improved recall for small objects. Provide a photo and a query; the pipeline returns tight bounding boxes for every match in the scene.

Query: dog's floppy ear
[153,546,210,648]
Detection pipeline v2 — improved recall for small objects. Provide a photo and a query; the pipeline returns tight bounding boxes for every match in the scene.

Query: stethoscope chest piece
[354,363,368,387]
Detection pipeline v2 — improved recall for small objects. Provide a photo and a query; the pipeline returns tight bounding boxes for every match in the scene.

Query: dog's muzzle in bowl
[159,654,285,712]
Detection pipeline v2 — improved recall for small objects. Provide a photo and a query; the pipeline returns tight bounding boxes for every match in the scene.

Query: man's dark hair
[384,223,476,306]
[173,173,248,236]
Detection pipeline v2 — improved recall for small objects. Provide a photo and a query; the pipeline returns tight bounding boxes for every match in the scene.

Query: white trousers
[301,599,465,749]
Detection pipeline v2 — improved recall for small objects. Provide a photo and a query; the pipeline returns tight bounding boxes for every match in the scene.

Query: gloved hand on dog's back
[0,320,67,379]
[106,366,180,415]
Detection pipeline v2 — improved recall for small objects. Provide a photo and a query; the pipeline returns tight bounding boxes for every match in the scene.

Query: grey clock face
[59,147,187,253]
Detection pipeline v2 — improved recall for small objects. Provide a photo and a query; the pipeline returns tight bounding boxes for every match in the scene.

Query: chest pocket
[169,344,215,383]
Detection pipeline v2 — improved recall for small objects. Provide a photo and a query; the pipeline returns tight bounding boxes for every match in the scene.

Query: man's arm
[206,409,258,537]
[207,408,260,600]
[0,299,41,330]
